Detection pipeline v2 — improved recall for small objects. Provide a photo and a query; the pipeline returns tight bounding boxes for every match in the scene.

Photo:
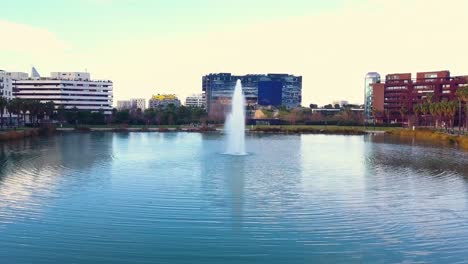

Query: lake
[0,132,467,263]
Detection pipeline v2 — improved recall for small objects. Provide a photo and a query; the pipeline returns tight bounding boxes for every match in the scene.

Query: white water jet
[224,79,246,155]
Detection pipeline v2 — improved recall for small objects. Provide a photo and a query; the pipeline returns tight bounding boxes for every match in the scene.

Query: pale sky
[1,0,467,106]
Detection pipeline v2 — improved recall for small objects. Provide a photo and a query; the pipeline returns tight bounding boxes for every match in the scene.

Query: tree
[0,97,7,129]
[413,104,421,126]
[44,101,55,121]
[8,98,23,127]
[456,86,468,132]
[421,102,430,126]
[445,101,457,130]
[309,104,318,109]
[399,106,408,125]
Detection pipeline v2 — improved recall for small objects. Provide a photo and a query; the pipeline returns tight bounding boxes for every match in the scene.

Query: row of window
[14,82,111,88]
[16,88,111,93]
[16,93,110,98]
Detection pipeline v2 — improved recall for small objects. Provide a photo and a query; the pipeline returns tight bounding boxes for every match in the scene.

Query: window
[425,73,437,78]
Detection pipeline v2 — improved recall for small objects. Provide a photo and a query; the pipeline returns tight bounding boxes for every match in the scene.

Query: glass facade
[202,73,302,114]
[364,72,381,121]
[258,80,282,106]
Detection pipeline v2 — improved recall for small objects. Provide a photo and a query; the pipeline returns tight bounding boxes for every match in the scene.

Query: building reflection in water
[364,133,468,175]
[0,133,114,225]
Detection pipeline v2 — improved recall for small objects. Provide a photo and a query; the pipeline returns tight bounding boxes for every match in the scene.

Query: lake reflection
[0,133,467,263]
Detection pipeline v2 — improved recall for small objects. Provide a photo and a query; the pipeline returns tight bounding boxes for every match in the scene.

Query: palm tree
[429,102,437,128]
[44,101,55,121]
[446,101,457,131]
[28,100,43,125]
[0,97,8,129]
[17,99,28,126]
[413,104,421,126]
[8,98,22,127]
[456,87,468,133]
[421,102,429,126]
[399,106,408,126]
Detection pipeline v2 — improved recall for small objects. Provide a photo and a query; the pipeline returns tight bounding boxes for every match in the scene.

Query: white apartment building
[0,70,13,100]
[12,69,113,114]
[185,94,205,108]
[116,98,146,111]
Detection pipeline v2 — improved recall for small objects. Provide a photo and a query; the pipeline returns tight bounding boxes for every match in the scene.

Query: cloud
[0,20,69,54]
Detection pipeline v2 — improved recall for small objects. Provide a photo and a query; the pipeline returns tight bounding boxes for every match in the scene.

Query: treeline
[413,88,468,130]
[111,105,207,125]
[0,98,55,128]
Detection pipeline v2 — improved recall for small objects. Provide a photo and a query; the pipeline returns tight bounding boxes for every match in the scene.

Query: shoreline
[0,128,42,141]
[56,126,375,135]
[2,126,466,151]
[387,129,468,151]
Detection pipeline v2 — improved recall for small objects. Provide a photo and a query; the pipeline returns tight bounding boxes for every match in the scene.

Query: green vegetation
[0,98,55,128]
[250,125,398,135]
[111,105,208,126]
[388,128,468,151]
[408,88,468,134]
[456,86,468,131]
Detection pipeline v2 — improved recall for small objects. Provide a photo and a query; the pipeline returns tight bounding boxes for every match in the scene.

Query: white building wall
[51,72,90,81]
[13,74,114,114]
[0,70,13,100]
[185,94,205,108]
[8,72,29,81]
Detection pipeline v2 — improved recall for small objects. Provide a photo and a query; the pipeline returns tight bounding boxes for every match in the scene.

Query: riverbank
[0,128,41,141]
[387,129,468,151]
[56,125,396,136]
[249,125,399,135]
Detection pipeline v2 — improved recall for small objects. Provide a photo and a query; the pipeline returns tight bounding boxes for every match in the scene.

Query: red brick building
[372,71,468,124]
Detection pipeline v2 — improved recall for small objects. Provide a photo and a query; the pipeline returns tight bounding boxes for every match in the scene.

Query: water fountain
[224,79,246,155]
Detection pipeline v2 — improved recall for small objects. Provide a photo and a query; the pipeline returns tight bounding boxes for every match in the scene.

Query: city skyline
[1,0,467,106]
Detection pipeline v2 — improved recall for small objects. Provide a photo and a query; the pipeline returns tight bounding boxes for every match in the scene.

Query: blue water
[0,132,467,263]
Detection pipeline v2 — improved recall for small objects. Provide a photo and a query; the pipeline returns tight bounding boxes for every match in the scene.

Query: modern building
[185,94,205,108]
[202,73,302,116]
[0,70,13,100]
[12,69,114,114]
[131,98,146,111]
[148,94,181,109]
[364,72,381,122]
[371,70,468,123]
[116,98,146,111]
[117,100,132,110]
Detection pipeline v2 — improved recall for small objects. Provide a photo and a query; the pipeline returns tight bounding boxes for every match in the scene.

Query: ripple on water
[0,133,467,263]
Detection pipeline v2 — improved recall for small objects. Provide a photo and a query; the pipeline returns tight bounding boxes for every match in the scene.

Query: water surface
[0,133,467,263]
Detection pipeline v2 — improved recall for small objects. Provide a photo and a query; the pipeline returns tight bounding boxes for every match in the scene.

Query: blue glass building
[202,73,302,115]
[258,81,282,106]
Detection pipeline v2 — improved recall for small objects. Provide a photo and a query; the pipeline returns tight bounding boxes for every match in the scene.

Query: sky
[1,0,467,106]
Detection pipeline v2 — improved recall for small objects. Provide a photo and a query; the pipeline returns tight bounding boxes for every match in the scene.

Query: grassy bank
[250,125,367,135]
[387,129,468,151]
[57,125,399,135]
[250,125,399,135]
